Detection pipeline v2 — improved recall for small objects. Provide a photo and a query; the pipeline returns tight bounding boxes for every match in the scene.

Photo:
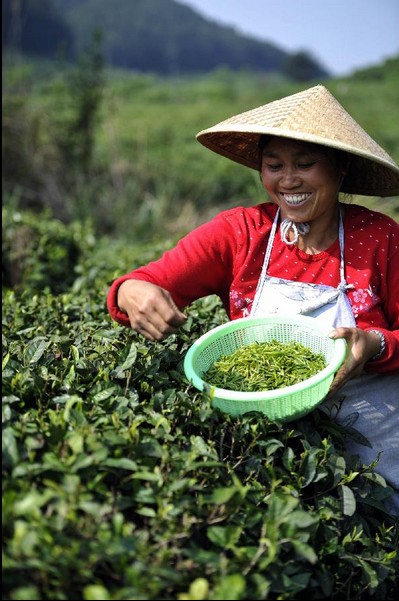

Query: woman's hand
[117,279,187,341]
[326,327,382,396]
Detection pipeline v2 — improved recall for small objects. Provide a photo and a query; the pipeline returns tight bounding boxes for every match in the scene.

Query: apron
[250,207,356,330]
[250,208,399,514]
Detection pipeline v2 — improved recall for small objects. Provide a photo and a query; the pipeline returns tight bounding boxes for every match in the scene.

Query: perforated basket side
[183,315,346,421]
[211,372,335,420]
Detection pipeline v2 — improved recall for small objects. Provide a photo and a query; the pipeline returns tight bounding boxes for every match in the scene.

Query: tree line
[3,0,329,81]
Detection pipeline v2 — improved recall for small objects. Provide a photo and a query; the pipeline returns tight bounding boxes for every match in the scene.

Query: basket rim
[184,314,346,401]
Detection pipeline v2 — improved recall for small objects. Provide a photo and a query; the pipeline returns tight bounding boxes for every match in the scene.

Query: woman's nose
[280,168,300,187]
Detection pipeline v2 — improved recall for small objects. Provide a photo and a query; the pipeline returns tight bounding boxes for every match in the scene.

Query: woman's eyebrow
[263,149,319,158]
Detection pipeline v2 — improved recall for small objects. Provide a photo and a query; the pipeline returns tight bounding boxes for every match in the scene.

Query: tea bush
[2,220,398,600]
[2,207,95,293]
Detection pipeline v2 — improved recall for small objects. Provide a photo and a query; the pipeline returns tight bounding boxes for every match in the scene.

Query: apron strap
[337,207,354,292]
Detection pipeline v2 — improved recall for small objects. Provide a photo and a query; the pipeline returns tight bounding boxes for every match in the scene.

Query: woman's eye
[266,164,282,171]
[298,162,315,168]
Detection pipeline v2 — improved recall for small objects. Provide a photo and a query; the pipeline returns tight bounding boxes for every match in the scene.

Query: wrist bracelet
[368,329,386,361]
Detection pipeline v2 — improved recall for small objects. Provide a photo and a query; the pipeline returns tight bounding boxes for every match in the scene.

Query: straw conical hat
[196,85,399,197]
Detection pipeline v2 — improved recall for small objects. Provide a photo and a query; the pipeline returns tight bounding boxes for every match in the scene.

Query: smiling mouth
[281,193,311,206]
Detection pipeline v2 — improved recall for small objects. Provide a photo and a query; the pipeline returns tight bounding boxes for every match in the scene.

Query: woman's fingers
[326,327,381,396]
[118,279,186,340]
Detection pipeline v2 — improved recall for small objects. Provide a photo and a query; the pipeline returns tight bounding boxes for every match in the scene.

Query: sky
[177,0,399,76]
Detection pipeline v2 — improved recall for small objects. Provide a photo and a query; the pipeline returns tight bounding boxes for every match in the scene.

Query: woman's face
[260,137,344,224]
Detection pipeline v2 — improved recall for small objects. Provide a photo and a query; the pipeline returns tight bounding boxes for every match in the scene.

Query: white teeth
[283,193,310,205]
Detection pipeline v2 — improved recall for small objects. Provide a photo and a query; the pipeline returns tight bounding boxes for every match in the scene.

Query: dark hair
[258,135,271,171]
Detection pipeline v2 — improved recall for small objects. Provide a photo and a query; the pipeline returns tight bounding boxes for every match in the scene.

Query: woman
[107,85,399,512]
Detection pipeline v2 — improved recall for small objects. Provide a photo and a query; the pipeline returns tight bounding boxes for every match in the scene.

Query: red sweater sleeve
[106,210,240,326]
[340,207,399,374]
[362,217,399,374]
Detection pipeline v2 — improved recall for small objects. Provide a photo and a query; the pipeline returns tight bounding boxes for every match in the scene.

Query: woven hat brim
[196,86,399,197]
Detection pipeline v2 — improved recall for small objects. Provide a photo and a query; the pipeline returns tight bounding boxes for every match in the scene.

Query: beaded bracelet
[368,329,386,362]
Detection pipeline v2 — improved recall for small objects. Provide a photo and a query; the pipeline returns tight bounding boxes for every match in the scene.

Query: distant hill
[2,0,330,81]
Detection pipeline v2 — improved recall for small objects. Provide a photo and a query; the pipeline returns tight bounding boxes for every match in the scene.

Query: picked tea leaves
[205,339,326,392]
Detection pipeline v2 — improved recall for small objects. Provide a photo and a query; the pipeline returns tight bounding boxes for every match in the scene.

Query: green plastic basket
[184,315,346,421]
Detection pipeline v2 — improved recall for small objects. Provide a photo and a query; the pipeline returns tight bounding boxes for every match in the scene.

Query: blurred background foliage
[2,0,399,253]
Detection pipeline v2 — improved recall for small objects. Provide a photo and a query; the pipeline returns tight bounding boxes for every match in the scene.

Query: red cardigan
[107,202,399,373]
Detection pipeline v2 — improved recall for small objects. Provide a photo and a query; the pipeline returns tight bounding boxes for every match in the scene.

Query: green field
[3,56,399,241]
